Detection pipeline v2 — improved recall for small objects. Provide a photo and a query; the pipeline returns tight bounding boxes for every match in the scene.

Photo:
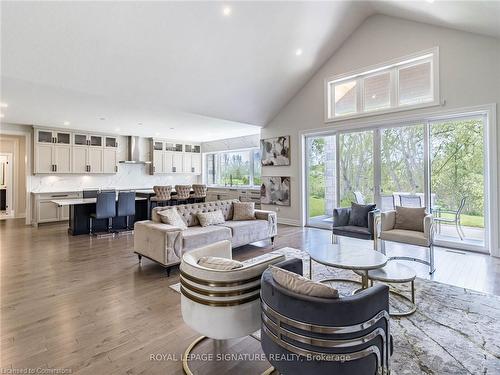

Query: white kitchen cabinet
[35,129,71,145]
[53,145,72,173]
[35,144,54,173]
[88,148,103,173]
[72,147,88,173]
[38,200,59,222]
[32,191,80,226]
[191,154,201,174]
[183,153,192,173]
[103,148,118,174]
[173,152,183,173]
[153,150,164,174]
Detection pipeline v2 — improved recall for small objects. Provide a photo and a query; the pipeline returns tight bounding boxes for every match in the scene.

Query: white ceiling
[1,1,499,141]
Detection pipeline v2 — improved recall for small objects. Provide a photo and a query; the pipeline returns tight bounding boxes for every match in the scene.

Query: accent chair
[261,257,392,375]
[332,203,379,250]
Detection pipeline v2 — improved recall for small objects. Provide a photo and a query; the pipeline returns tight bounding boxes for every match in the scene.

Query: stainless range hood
[119,136,151,164]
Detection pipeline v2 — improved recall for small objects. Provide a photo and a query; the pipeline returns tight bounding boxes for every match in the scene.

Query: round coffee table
[355,261,417,316]
[308,244,387,289]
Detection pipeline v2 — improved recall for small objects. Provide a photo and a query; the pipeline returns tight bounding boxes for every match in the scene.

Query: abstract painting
[260,136,290,166]
[261,176,290,206]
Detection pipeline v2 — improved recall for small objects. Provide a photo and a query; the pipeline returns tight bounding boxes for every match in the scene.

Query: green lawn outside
[308,196,484,228]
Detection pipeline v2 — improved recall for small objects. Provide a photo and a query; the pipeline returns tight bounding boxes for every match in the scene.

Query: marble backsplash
[30,163,200,193]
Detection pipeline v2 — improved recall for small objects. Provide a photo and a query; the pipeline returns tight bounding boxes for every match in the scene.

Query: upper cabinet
[150,138,201,175]
[34,127,118,175]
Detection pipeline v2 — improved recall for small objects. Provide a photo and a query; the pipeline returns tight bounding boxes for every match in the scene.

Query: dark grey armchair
[332,205,379,249]
[261,258,392,375]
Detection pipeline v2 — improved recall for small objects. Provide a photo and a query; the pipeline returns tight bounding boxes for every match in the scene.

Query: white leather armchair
[380,210,435,274]
[179,240,285,373]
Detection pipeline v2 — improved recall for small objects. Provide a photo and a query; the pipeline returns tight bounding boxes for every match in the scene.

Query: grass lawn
[308,196,484,228]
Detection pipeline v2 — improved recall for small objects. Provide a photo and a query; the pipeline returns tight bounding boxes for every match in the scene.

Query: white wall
[261,15,500,236]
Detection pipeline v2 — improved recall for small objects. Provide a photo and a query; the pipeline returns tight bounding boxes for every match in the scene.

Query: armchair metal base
[380,240,436,275]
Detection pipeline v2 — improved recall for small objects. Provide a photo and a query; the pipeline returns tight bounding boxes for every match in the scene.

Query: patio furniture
[432,197,467,240]
[379,207,435,274]
[354,191,365,204]
[400,195,422,207]
[261,257,392,375]
[331,203,379,250]
[380,195,395,212]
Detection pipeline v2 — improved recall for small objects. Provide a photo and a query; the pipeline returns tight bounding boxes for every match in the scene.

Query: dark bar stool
[100,189,116,194]
[83,189,99,198]
[116,191,136,234]
[89,191,116,237]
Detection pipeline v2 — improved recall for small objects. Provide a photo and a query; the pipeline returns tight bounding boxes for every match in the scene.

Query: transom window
[205,148,261,187]
[326,48,439,121]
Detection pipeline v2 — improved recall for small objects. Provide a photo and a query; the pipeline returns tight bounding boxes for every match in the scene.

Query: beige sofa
[133,199,277,274]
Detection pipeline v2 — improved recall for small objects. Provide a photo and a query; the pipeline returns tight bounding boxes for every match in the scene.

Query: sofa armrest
[381,210,396,232]
[183,240,232,262]
[367,209,380,234]
[255,209,278,238]
[272,257,303,276]
[134,221,183,266]
[332,208,351,227]
[424,214,434,242]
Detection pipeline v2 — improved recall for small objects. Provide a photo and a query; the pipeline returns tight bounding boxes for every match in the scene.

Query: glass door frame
[302,105,496,255]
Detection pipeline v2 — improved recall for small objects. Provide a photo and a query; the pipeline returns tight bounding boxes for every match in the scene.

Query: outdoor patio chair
[433,197,467,240]
[400,195,422,207]
[354,191,366,204]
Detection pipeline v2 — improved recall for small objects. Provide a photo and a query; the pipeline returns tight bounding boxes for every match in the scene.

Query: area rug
[170,247,500,374]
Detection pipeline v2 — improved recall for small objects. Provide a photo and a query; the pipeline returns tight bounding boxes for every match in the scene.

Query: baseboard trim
[278,218,301,226]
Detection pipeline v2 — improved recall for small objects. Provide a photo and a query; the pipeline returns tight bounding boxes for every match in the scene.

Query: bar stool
[116,191,136,234]
[89,191,116,237]
[172,185,191,205]
[83,189,99,198]
[191,184,207,203]
[151,186,172,208]
[100,189,116,194]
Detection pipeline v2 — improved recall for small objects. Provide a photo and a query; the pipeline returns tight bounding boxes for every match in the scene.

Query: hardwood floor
[1,218,499,374]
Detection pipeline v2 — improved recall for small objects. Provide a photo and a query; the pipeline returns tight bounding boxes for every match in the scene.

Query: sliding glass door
[380,124,425,211]
[338,131,374,207]
[304,114,488,252]
[429,116,485,248]
[305,135,336,229]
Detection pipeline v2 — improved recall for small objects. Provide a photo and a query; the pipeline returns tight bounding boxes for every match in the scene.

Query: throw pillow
[348,202,376,227]
[197,210,225,227]
[197,256,244,270]
[394,206,426,232]
[270,265,339,298]
[157,209,188,230]
[233,202,256,221]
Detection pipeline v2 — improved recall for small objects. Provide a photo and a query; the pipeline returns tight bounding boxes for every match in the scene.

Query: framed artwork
[260,136,290,166]
[260,176,290,206]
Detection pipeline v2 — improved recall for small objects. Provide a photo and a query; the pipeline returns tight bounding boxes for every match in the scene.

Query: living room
[1,1,499,374]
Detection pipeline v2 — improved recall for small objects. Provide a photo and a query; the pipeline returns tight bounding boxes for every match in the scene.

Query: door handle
[55,164,57,172]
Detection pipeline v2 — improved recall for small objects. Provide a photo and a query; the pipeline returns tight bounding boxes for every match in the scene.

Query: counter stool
[191,184,207,203]
[89,191,116,237]
[151,185,172,209]
[172,185,191,205]
[116,191,136,235]
[83,189,99,198]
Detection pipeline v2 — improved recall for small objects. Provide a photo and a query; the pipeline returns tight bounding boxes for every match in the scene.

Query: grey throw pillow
[157,209,188,230]
[197,256,244,270]
[394,206,426,232]
[233,202,256,221]
[348,202,376,227]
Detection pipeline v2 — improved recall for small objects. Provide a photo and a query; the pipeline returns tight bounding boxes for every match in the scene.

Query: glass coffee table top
[308,243,387,271]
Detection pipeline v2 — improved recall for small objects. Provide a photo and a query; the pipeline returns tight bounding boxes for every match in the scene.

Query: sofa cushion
[270,265,339,298]
[233,202,256,221]
[182,226,232,251]
[380,229,430,247]
[157,209,187,230]
[394,206,425,232]
[172,200,237,227]
[218,220,268,247]
[348,202,376,227]
[197,256,243,270]
[197,210,225,227]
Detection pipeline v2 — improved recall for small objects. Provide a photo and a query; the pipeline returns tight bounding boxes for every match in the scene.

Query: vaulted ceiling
[1,1,499,141]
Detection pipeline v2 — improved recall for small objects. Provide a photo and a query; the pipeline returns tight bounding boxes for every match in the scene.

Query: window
[205,148,261,187]
[326,48,438,121]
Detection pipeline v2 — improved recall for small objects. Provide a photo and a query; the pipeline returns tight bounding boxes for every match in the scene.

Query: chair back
[457,196,467,215]
[261,258,391,375]
[354,191,365,204]
[175,185,191,200]
[192,184,207,198]
[117,191,136,217]
[95,191,116,219]
[100,189,116,194]
[400,195,422,207]
[83,189,99,198]
[179,241,285,340]
[153,185,172,200]
[380,195,395,212]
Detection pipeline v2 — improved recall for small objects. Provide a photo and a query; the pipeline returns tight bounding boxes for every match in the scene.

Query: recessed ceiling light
[63,121,70,126]
[295,49,303,56]
[170,127,175,130]
[115,128,121,132]
[99,117,106,121]
[371,94,377,99]
[426,0,434,3]
[138,122,143,126]
[0,113,4,118]
[222,6,231,16]
[155,132,160,136]
[0,102,8,108]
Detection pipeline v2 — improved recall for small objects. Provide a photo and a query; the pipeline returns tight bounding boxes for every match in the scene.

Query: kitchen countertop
[51,197,147,206]
[31,188,156,195]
